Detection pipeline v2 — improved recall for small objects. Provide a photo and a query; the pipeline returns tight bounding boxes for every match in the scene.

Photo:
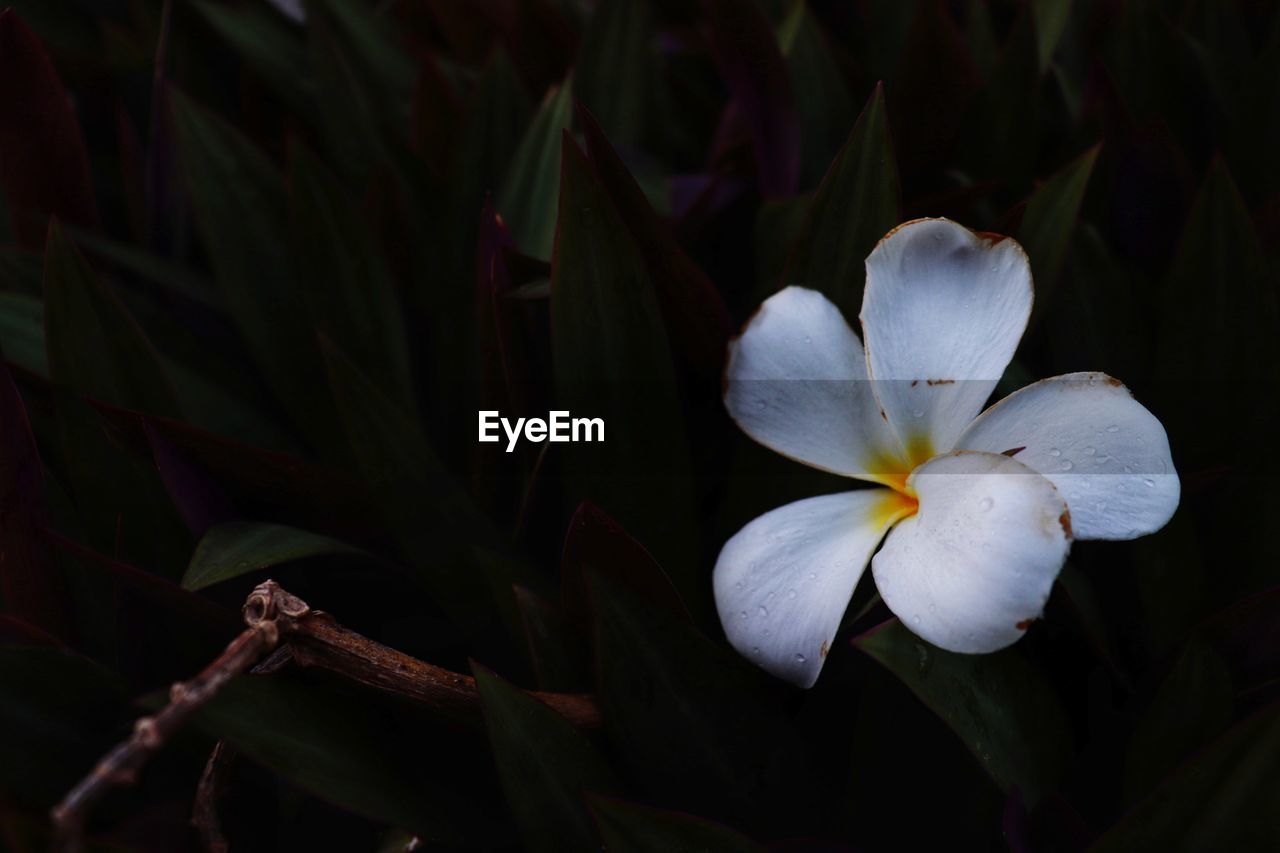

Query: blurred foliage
[0,0,1277,849]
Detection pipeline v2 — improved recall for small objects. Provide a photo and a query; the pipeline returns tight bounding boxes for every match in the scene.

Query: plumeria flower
[715,219,1179,687]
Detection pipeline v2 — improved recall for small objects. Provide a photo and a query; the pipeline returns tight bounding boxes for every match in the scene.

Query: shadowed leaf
[473,663,620,852]
[498,76,574,260]
[1021,144,1100,322]
[854,618,1072,805]
[783,83,899,320]
[43,222,180,418]
[182,521,369,592]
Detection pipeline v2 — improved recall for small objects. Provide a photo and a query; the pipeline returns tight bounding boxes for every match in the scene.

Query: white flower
[715,218,1179,687]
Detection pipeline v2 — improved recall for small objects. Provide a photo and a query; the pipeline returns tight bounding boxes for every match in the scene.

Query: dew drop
[928,604,937,613]
[1143,478,1155,488]
[912,409,925,419]
[735,581,744,590]
[795,653,807,663]
[1106,424,1120,433]
[912,614,921,625]
[1048,448,1062,457]
[1082,446,1096,456]
[803,335,812,344]
[1060,460,1073,471]
[751,646,760,656]
[808,572,817,580]
[739,610,748,619]
[757,605,769,616]
[979,496,994,512]
[787,588,797,599]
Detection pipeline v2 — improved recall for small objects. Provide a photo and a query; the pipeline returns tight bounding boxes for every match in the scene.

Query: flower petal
[871,451,1070,654]
[955,372,1180,540]
[725,286,903,485]
[714,488,911,687]
[861,219,1032,459]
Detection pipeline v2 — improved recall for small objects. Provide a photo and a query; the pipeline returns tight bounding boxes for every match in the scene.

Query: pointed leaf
[0,10,97,249]
[783,83,900,320]
[43,222,181,418]
[579,106,732,384]
[288,143,413,407]
[473,663,620,852]
[777,0,854,189]
[854,618,1072,805]
[182,521,369,592]
[170,90,336,453]
[498,76,574,260]
[550,136,701,607]
[1021,144,1100,321]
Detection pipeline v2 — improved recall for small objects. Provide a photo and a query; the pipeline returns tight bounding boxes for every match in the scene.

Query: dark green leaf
[473,663,620,852]
[574,0,653,148]
[320,337,527,635]
[191,675,492,844]
[513,585,585,692]
[550,136,700,608]
[0,291,47,375]
[288,143,413,407]
[1122,641,1233,803]
[1020,144,1099,322]
[0,647,126,808]
[182,521,369,592]
[587,795,768,853]
[854,618,1072,804]
[777,0,854,189]
[1032,0,1073,72]
[783,83,900,321]
[589,570,811,827]
[170,90,337,454]
[43,222,181,418]
[1090,703,1280,851]
[497,76,574,260]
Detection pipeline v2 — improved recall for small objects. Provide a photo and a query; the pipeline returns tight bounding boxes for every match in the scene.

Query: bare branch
[52,580,602,851]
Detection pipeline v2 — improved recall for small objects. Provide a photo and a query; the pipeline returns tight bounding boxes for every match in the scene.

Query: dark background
[0,0,1277,850]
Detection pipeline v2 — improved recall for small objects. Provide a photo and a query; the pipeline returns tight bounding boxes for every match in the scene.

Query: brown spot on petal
[975,230,1012,245]
[926,378,955,386]
[911,379,919,387]
[820,640,829,659]
[1059,510,1073,539]
[1015,618,1034,631]
[1001,446,1026,457]
[1105,376,1124,388]
[880,409,889,422]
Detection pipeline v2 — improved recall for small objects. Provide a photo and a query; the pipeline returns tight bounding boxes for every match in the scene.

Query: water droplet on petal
[1060,460,1073,471]
[808,572,817,580]
[757,605,769,616]
[928,604,936,613]
[1048,448,1062,457]
[978,497,994,512]
[1106,424,1120,433]
[1082,446,1096,456]
[912,614,921,625]
[912,409,925,419]
[787,588,797,599]
[803,335,812,344]
[795,653,806,663]
[1143,478,1155,488]
[739,610,748,619]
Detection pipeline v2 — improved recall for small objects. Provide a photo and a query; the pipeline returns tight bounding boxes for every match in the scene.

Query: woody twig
[51,580,601,852]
